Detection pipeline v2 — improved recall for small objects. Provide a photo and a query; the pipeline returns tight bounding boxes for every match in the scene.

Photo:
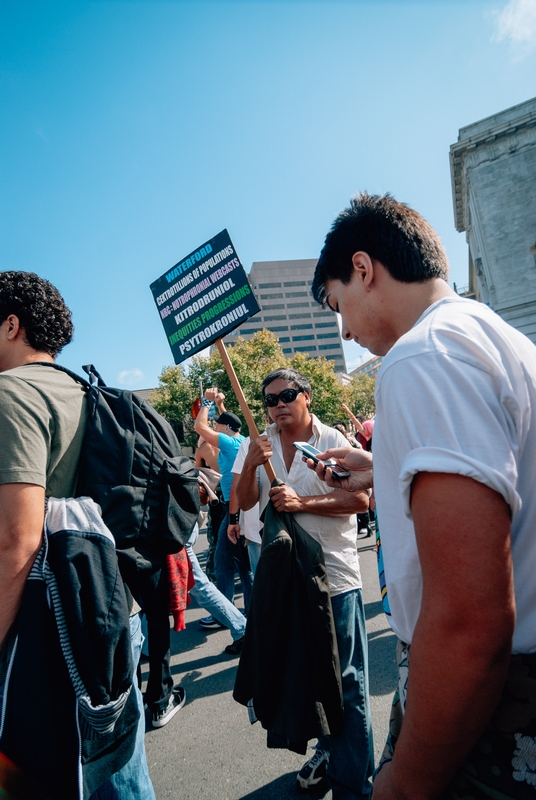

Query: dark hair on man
[0,271,74,357]
[312,192,449,306]
[261,367,312,397]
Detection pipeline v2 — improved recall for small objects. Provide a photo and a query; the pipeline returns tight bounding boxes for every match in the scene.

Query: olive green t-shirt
[0,363,87,496]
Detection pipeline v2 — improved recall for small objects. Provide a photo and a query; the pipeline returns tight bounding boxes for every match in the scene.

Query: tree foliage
[151,330,376,445]
[342,373,377,419]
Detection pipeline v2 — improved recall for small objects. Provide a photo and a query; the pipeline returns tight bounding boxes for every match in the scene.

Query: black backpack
[46,363,200,573]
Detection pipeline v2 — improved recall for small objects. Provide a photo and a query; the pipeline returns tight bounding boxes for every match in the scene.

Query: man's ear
[351,252,375,290]
[5,314,21,340]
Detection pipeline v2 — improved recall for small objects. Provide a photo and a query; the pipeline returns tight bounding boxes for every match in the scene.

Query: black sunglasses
[263,388,303,407]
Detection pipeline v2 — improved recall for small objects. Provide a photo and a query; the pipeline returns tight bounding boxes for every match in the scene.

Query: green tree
[150,364,197,447]
[187,329,286,436]
[288,352,345,426]
[342,373,376,419]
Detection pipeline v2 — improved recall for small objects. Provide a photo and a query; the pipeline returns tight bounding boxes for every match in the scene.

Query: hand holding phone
[293,441,351,479]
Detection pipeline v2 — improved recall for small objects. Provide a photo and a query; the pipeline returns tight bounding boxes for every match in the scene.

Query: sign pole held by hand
[215,338,277,484]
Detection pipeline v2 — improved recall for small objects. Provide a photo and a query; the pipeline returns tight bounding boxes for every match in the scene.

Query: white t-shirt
[232,415,361,596]
[373,296,536,654]
[232,437,263,545]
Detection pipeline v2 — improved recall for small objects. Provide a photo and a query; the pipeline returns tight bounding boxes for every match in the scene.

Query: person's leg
[139,568,173,714]
[214,506,237,603]
[235,557,254,615]
[247,541,261,576]
[186,541,246,641]
[326,589,374,800]
[90,613,156,800]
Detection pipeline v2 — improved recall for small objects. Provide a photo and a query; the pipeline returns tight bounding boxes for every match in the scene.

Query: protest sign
[150,229,260,365]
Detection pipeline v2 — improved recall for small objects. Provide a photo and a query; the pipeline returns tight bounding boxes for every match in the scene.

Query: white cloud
[117,368,144,386]
[493,0,536,53]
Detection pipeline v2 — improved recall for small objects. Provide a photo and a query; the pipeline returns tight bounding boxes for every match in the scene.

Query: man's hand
[304,447,373,493]
[269,484,303,513]
[227,523,241,544]
[215,391,226,412]
[204,386,219,402]
[244,435,273,468]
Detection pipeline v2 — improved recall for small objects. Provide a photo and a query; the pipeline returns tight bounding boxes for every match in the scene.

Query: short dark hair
[0,271,74,357]
[312,192,449,306]
[261,367,311,397]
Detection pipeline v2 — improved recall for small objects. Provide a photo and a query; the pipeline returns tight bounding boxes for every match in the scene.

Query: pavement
[142,531,398,800]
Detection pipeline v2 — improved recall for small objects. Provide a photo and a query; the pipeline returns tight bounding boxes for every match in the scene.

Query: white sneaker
[151,686,186,728]
[296,748,330,789]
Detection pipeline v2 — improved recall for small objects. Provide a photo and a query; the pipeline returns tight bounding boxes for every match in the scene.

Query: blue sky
[1,0,535,385]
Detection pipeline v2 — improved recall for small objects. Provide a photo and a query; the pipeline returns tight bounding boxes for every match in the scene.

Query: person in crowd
[235,367,374,799]
[0,271,155,798]
[195,403,224,583]
[342,404,374,451]
[194,388,253,655]
[332,421,360,448]
[309,191,536,800]
[227,441,263,576]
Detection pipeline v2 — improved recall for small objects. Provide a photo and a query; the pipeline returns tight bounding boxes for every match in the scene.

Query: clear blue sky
[1,0,535,384]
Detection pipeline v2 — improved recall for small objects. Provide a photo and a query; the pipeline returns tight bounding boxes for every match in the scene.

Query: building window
[291,324,313,330]
[318,343,340,350]
[279,336,290,342]
[263,304,285,310]
[286,291,308,297]
[316,332,338,339]
[283,281,306,287]
[261,293,283,300]
[293,335,315,341]
[240,328,260,334]
[289,313,311,319]
[264,315,287,321]
[282,347,292,353]
[294,345,317,352]
[259,282,281,289]
[287,302,310,309]
[316,321,337,328]
[271,326,289,332]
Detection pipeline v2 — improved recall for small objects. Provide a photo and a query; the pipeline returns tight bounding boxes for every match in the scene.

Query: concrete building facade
[226,258,347,373]
[450,96,536,341]
[350,355,383,380]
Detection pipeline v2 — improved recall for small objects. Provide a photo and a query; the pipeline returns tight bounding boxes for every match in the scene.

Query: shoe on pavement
[199,615,225,629]
[296,748,330,789]
[224,636,244,656]
[152,686,186,728]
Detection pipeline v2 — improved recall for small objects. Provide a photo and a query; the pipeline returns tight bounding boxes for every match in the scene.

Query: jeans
[187,525,247,641]
[214,506,254,614]
[91,613,156,799]
[318,588,374,799]
[247,541,262,576]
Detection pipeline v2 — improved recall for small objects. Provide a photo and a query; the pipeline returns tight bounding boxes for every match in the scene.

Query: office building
[350,355,382,380]
[226,258,347,372]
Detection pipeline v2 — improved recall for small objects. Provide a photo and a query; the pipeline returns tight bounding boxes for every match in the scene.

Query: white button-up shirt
[233,414,361,596]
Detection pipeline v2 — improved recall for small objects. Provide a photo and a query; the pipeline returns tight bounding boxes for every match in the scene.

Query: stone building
[226,258,347,372]
[450,96,536,341]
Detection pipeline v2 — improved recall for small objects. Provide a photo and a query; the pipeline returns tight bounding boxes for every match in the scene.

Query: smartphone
[293,441,351,479]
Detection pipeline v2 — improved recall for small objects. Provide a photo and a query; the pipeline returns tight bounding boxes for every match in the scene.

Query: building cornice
[450,97,536,232]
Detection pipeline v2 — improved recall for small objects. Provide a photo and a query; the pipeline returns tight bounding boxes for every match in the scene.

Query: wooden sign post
[215,338,277,484]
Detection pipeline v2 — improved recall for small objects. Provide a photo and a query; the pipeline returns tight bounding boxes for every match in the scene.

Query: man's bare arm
[373,472,515,800]
[0,483,45,649]
[236,436,272,511]
[269,484,369,515]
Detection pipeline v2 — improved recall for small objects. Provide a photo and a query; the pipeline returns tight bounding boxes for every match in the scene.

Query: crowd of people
[1,190,535,800]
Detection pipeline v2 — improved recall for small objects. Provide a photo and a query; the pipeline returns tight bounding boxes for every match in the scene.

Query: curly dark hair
[0,271,74,357]
[312,192,449,306]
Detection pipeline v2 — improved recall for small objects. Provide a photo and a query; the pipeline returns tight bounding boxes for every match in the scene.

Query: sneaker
[199,615,225,629]
[297,748,330,789]
[151,686,186,728]
[224,636,244,656]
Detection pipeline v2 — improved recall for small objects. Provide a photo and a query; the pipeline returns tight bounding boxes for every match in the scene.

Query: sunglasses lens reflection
[264,389,300,407]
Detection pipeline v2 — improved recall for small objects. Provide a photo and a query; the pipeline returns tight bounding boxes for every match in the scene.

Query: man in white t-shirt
[309,192,536,800]
[235,367,373,799]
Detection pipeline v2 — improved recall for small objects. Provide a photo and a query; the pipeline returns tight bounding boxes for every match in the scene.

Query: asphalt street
[142,531,398,800]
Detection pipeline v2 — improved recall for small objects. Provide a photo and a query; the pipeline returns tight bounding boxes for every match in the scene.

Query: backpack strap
[32,361,91,390]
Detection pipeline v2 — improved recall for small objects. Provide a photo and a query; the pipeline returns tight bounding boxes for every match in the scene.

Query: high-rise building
[226,258,347,372]
[450,96,536,342]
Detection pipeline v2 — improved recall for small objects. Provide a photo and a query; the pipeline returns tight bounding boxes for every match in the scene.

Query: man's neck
[0,350,54,373]
[278,414,314,445]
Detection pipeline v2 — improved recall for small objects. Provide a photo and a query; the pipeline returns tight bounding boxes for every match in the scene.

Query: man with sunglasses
[235,367,374,799]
